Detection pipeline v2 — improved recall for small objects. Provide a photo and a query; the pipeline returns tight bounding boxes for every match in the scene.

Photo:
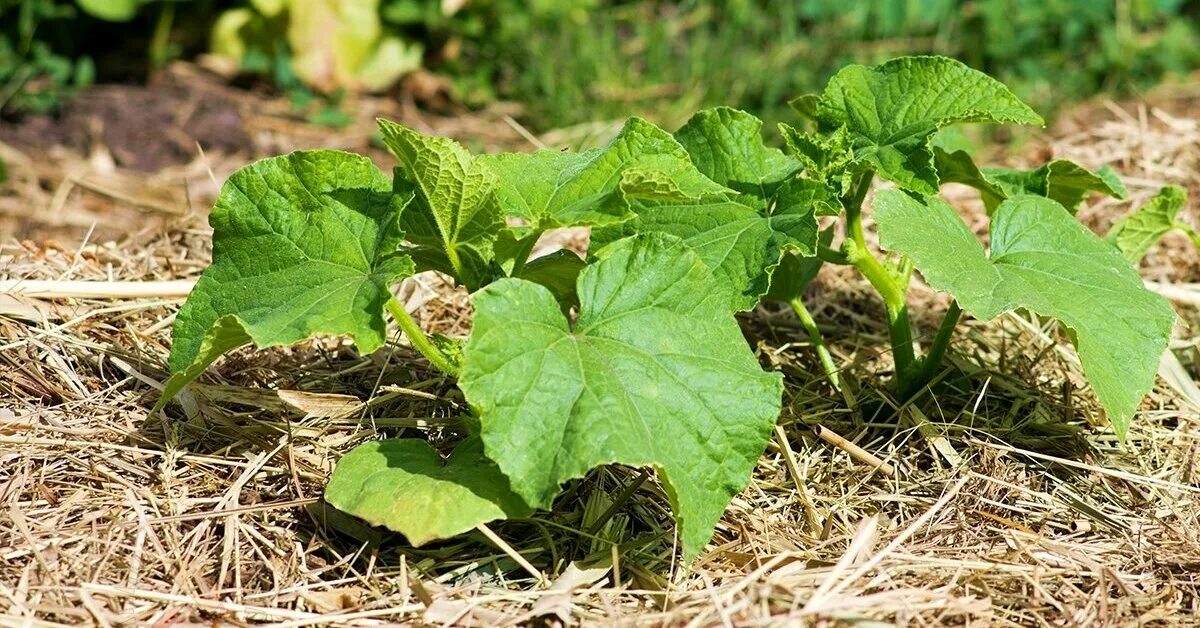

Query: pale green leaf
[874,191,1174,437]
[460,234,783,559]
[674,107,802,198]
[160,150,413,407]
[591,183,821,311]
[817,56,1042,195]
[325,437,531,546]
[479,118,728,230]
[379,118,502,289]
[1107,186,1192,264]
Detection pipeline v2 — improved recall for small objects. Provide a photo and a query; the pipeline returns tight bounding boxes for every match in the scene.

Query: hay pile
[2,84,1199,625]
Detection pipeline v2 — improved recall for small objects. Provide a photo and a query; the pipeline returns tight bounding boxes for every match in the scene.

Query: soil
[0,78,252,173]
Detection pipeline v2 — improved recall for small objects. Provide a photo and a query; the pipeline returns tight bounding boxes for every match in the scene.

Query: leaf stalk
[386,296,461,377]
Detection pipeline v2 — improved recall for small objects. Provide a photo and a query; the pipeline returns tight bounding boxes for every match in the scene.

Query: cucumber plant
[158,56,1175,560]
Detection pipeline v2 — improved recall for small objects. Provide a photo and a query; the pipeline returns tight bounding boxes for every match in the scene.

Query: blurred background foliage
[2,0,1198,130]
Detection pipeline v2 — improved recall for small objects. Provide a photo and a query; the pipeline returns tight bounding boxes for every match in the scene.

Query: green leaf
[935,148,1126,214]
[460,234,783,559]
[160,150,413,407]
[478,118,728,230]
[873,191,1174,437]
[932,147,1008,209]
[75,0,140,21]
[780,123,857,198]
[591,183,822,311]
[1108,186,1192,264]
[816,56,1043,195]
[674,107,802,198]
[513,249,586,311]
[379,119,502,289]
[983,161,1127,213]
[765,226,834,303]
[325,437,531,546]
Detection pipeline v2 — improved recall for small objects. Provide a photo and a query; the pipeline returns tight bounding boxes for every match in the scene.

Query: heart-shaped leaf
[160,150,412,407]
[874,190,1174,437]
[460,234,783,559]
[325,437,531,546]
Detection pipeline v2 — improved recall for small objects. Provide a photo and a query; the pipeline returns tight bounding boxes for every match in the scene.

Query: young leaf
[160,150,413,407]
[873,191,1174,437]
[590,183,822,311]
[325,437,531,546]
[379,119,502,289]
[780,123,857,198]
[478,118,729,230]
[816,56,1043,195]
[1108,186,1193,263]
[460,234,783,559]
[674,107,802,198]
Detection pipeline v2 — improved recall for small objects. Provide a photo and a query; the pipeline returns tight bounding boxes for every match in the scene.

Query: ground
[2,65,1199,625]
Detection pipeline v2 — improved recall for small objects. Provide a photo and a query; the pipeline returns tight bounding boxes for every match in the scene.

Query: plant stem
[901,300,962,400]
[817,244,852,265]
[842,173,919,384]
[385,296,460,377]
[789,297,841,391]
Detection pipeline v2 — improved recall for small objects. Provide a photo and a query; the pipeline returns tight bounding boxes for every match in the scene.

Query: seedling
[158,56,1174,560]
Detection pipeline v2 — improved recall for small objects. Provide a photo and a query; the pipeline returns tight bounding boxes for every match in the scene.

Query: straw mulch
[2,75,1199,625]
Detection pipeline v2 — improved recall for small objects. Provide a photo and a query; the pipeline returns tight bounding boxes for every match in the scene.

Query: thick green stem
[900,300,962,400]
[789,298,841,391]
[386,297,460,377]
[817,244,852,265]
[842,173,919,383]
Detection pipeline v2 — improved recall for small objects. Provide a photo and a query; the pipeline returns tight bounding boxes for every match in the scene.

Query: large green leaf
[160,150,413,407]
[379,119,502,289]
[478,118,728,230]
[590,180,824,311]
[873,191,1174,437]
[460,234,783,559]
[325,437,531,546]
[1107,186,1193,264]
[674,107,802,198]
[816,56,1043,195]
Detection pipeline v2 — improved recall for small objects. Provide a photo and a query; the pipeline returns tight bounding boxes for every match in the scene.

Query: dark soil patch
[0,79,252,172]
